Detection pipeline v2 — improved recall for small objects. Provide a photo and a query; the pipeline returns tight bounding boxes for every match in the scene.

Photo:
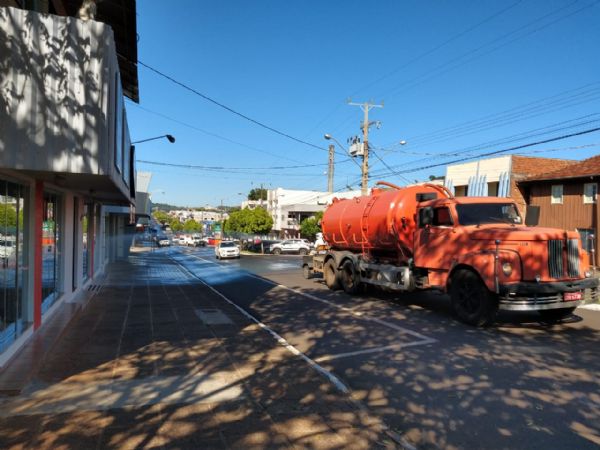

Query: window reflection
[42,192,61,314]
[0,179,29,353]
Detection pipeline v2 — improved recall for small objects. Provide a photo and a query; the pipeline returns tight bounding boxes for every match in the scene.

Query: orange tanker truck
[302,181,598,326]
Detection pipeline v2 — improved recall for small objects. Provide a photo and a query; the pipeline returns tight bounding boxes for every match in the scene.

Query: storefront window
[0,179,29,354]
[82,203,92,281]
[42,192,61,314]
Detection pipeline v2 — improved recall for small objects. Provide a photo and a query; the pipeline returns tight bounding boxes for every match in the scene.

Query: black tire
[302,264,312,279]
[539,307,576,323]
[340,260,360,295]
[450,269,498,327]
[324,259,341,290]
[216,254,220,260]
[273,248,282,255]
[299,248,308,256]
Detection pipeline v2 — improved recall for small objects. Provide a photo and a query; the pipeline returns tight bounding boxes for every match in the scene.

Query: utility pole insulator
[348,100,384,195]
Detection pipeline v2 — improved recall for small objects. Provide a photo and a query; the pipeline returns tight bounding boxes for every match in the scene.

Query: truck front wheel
[324,259,341,290]
[340,260,360,295]
[450,269,498,327]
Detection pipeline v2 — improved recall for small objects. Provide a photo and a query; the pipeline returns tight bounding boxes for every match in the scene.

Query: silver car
[215,241,241,259]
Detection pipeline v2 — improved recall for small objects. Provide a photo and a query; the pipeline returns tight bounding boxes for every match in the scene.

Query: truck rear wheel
[302,264,312,279]
[340,260,360,295]
[324,259,341,290]
[450,269,498,327]
[539,307,576,323]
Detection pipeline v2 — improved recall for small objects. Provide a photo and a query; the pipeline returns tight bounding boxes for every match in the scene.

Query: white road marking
[314,340,436,363]
[170,254,351,394]
[184,251,436,344]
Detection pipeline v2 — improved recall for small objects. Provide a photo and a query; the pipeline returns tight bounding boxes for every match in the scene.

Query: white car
[157,236,171,247]
[269,239,311,255]
[215,241,241,259]
[0,238,16,259]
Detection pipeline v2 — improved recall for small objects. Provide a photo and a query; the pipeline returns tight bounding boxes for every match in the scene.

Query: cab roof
[421,196,517,207]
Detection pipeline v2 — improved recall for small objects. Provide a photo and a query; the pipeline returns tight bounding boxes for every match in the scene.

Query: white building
[241,200,266,210]
[0,4,139,363]
[169,209,227,223]
[267,188,362,235]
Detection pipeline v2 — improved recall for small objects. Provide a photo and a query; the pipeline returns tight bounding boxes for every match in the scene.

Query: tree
[248,188,267,201]
[183,218,201,232]
[223,207,273,234]
[0,204,17,228]
[152,210,170,225]
[300,211,323,240]
[169,218,183,232]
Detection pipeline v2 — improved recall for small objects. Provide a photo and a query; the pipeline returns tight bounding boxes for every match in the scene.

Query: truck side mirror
[525,206,540,227]
[419,207,434,227]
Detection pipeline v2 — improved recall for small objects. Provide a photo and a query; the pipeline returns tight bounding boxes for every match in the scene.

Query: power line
[137,159,330,171]
[400,85,600,149]
[374,114,600,171]
[301,2,524,141]
[370,126,600,178]
[370,150,413,185]
[137,60,345,155]
[351,1,525,99]
[378,0,597,100]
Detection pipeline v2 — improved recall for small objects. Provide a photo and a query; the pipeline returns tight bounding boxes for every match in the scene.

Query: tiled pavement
[0,251,396,449]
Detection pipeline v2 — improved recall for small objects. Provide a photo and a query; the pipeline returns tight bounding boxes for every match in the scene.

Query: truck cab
[414,196,597,324]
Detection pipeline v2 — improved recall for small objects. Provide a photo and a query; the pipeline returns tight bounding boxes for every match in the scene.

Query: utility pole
[327,144,335,193]
[348,100,383,195]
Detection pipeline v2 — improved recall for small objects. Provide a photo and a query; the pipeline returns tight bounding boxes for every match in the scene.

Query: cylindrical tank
[321,182,450,257]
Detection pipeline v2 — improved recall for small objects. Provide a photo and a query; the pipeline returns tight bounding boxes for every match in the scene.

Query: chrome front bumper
[498,279,598,311]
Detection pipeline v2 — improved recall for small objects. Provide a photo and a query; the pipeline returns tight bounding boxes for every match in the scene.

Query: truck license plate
[564,292,582,301]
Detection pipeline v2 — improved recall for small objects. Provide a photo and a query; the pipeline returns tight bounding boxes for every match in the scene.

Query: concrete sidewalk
[0,251,396,449]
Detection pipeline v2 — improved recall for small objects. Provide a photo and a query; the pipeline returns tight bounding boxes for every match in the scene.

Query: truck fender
[447,250,522,293]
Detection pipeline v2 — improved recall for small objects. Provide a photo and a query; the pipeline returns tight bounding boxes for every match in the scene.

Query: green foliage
[0,204,17,228]
[300,211,323,240]
[248,188,268,201]
[183,218,201,232]
[169,218,183,232]
[153,210,170,224]
[223,207,273,234]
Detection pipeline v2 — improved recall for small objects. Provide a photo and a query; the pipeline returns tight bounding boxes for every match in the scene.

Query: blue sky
[126,0,600,207]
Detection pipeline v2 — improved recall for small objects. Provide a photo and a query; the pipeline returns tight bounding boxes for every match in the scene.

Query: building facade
[445,155,575,214]
[0,3,138,362]
[519,154,600,262]
[267,188,362,236]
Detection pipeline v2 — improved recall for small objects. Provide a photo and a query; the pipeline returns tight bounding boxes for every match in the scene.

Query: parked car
[215,241,241,259]
[192,234,206,247]
[156,236,171,247]
[269,239,311,255]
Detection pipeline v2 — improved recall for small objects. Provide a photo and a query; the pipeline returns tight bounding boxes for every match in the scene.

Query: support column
[33,181,43,330]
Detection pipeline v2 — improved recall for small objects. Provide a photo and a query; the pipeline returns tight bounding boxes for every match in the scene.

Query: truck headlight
[502,262,513,276]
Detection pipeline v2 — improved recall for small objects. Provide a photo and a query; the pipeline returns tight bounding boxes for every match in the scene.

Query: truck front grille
[548,240,563,278]
[567,238,580,277]
[548,238,581,278]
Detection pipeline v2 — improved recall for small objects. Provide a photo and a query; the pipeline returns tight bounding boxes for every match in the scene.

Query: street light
[132,134,176,145]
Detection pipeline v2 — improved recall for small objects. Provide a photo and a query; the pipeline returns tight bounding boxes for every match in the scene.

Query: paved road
[166,245,600,450]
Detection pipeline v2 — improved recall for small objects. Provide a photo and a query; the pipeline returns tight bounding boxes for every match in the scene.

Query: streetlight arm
[132,134,176,145]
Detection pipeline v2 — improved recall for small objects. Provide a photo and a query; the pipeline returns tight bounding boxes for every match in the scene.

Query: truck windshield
[456,203,522,226]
